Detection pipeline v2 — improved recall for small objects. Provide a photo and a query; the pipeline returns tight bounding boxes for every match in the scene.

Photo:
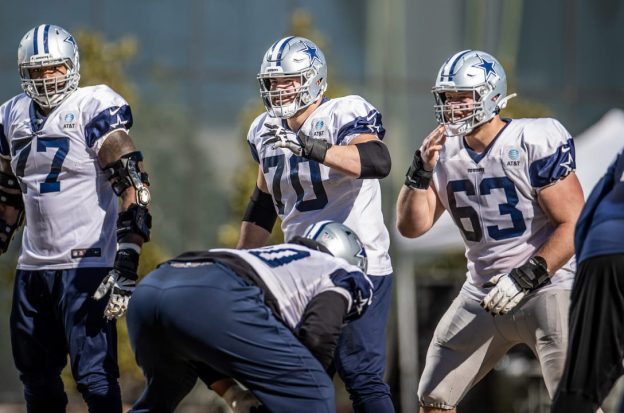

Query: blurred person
[127,221,373,413]
[551,146,624,413]
[396,49,584,412]
[236,36,394,413]
[0,24,152,412]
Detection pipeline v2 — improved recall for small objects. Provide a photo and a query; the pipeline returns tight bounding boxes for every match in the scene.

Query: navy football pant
[10,268,121,413]
[335,273,395,413]
[551,254,624,413]
[127,263,335,413]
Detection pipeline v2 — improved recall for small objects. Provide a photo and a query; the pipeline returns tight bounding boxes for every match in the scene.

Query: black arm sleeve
[241,185,277,232]
[296,291,349,372]
[355,140,391,179]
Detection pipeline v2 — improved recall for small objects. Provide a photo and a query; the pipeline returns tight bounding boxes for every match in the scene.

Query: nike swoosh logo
[561,146,571,153]
[109,107,121,116]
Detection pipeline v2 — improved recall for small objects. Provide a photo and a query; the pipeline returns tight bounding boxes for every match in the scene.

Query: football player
[237,36,395,413]
[127,221,373,413]
[551,147,624,413]
[396,50,584,412]
[0,24,151,412]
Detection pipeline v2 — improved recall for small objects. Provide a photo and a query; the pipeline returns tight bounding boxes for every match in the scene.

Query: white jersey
[432,118,576,299]
[0,85,133,269]
[247,95,392,276]
[208,244,373,330]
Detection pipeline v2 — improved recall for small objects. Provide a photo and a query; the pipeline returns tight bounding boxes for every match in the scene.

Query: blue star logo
[560,153,574,174]
[299,43,321,65]
[473,56,497,80]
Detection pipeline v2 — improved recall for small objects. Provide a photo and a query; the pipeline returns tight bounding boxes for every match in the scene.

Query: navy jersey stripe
[529,138,576,187]
[336,110,385,145]
[248,140,259,164]
[84,105,133,148]
[329,268,372,319]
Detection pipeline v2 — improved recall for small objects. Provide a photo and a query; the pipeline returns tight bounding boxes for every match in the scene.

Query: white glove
[93,269,136,320]
[222,384,261,413]
[261,123,330,162]
[261,124,304,156]
[481,257,551,316]
[480,273,526,316]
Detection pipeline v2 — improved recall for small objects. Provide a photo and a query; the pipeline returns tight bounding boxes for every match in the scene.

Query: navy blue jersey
[575,148,624,263]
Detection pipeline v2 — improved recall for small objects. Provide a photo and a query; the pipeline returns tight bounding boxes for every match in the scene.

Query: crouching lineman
[127,221,372,413]
[0,24,151,412]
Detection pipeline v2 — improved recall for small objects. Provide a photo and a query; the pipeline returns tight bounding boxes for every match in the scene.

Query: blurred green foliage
[73,29,138,108]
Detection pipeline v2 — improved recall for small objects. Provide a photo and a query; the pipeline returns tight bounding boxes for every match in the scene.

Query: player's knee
[418,390,457,411]
[344,374,392,406]
[352,393,395,413]
[76,373,121,406]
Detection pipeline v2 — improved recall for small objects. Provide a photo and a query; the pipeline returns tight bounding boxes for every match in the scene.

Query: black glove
[92,246,140,320]
[507,256,551,290]
[262,123,331,163]
[404,150,433,189]
[481,256,550,315]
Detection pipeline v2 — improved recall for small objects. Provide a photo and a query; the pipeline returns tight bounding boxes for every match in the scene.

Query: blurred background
[0,0,623,412]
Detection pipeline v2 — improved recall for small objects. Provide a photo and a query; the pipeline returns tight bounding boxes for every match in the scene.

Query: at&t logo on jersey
[312,118,327,137]
[503,146,523,168]
[62,111,77,129]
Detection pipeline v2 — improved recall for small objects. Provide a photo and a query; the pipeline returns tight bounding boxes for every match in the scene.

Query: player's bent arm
[0,157,24,254]
[92,129,153,318]
[396,184,445,238]
[237,168,275,249]
[535,172,584,273]
[296,291,349,372]
[98,129,152,247]
[323,133,391,178]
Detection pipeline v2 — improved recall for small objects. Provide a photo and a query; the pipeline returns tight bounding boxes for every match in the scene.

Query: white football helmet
[432,50,515,136]
[303,221,367,273]
[258,36,327,119]
[18,24,80,109]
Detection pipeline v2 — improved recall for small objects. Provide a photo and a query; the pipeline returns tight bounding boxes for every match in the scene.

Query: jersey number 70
[262,154,328,213]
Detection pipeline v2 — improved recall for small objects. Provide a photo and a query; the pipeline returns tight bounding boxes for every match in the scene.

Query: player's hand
[480,273,526,315]
[262,123,303,154]
[481,257,551,315]
[418,125,447,171]
[222,384,262,413]
[261,123,331,163]
[92,246,140,320]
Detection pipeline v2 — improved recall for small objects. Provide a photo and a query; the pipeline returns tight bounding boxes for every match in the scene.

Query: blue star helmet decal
[64,35,76,46]
[473,56,497,80]
[299,43,322,66]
